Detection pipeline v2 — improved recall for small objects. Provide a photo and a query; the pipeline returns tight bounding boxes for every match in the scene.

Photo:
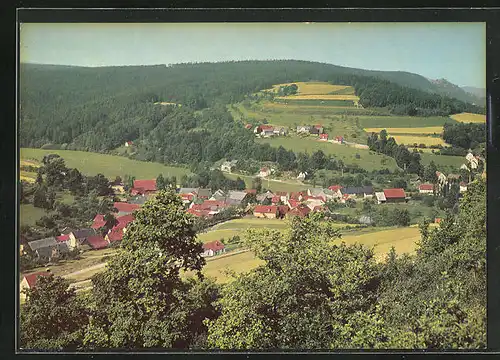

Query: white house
[418,184,434,194]
[297,172,307,181]
[460,182,468,193]
[202,240,226,257]
[375,192,387,204]
[258,167,271,178]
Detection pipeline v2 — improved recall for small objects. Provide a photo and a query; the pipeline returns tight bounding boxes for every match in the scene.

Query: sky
[20,22,486,88]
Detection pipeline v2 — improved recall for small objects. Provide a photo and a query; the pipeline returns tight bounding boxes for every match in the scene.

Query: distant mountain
[426,78,485,106]
[461,86,486,102]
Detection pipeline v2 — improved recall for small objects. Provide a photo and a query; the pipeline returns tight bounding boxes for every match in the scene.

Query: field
[358,116,457,128]
[20,171,36,183]
[392,135,447,147]
[276,94,359,101]
[20,148,192,180]
[202,251,264,283]
[420,152,465,168]
[256,136,400,172]
[450,112,486,124]
[340,226,421,261]
[266,82,355,95]
[364,126,444,135]
[274,98,355,106]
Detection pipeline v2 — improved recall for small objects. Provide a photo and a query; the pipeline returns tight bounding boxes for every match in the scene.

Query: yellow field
[450,112,486,124]
[20,172,36,183]
[364,127,444,135]
[407,147,436,153]
[267,81,354,95]
[20,159,41,167]
[276,94,359,101]
[392,135,447,147]
[341,226,421,261]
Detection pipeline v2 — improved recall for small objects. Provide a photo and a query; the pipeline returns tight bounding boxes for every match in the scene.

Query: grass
[20,148,192,180]
[364,126,444,134]
[341,226,421,261]
[256,136,400,172]
[420,152,465,169]
[267,82,354,96]
[276,94,359,101]
[214,218,288,230]
[202,251,264,283]
[20,204,48,226]
[392,135,447,147]
[20,171,36,183]
[274,99,355,106]
[450,112,486,124]
[357,116,457,128]
[197,229,242,243]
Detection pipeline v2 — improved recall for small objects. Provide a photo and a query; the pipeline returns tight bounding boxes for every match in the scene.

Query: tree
[156,173,167,191]
[252,177,262,193]
[84,190,218,349]
[206,213,381,349]
[20,274,89,350]
[235,177,246,191]
[86,174,112,196]
[424,161,438,184]
[43,156,68,188]
[100,213,118,236]
[66,168,85,195]
[33,185,47,208]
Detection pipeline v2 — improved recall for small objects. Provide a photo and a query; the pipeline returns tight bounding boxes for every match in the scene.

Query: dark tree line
[367,130,423,174]
[443,123,485,150]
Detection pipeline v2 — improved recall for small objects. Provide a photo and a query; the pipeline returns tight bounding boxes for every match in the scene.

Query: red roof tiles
[254,205,278,214]
[419,184,434,191]
[383,188,406,199]
[87,235,109,250]
[107,228,124,242]
[113,202,140,213]
[56,234,70,242]
[203,240,225,252]
[288,205,311,218]
[23,271,51,288]
[133,179,157,192]
[91,214,106,229]
[329,185,343,192]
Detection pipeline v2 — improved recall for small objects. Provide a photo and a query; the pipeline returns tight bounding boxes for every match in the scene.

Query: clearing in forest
[364,126,444,135]
[391,135,447,147]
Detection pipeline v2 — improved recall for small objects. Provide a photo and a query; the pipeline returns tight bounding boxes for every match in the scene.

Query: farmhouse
[342,186,373,198]
[20,271,51,296]
[333,136,344,144]
[297,125,311,134]
[180,193,195,204]
[287,205,311,218]
[91,214,107,229]
[297,171,307,181]
[69,228,97,248]
[383,188,406,203]
[312,124,324,134]
[202,240,226,257]
[55,233,78,251]
[27,237,68,261]
[277,205,290,218]
[319,133,329,141]
[258,167,271,178]
[254,205,278,219]
[460,182,468,193]
[86,234,109,250]
[179,188,199,197]
[197,188,213,200]
[419,184,434,194]
[124,141,133,147]
[113,202,140,216]
[210,189,227,201]
[131,179,157,196]
[227,190,248,205]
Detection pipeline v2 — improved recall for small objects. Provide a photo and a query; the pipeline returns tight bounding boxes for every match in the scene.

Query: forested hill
[20,60,484,166]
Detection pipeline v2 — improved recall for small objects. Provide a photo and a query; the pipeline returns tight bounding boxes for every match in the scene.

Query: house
[319,133,329,141]
[306,199,325,211]
[220,160,238,173]
[287,199,301,209]
[277,205,290,218]
[375,192,387,204]
[342,186,373,198]
[106,228,125,243]
[297,172,307,181]
[180,193,195,204]
[259,167,271,178]
[253,205,278,219]
[435,218,442,224]
[273,127,287,136]
[197,188,213,200]
[202,240,226,257]
[227,191,247,205]
[28,237,69,261]
[262,129,275,137]
[55,233,77,251]
[333,136,344,144]
[91,214,107,229]
[69,228,97,247]
[311,205,326,213]
[129,195,148,205]
[245,189,257,195]
[124,141,133,147]
[383,188,406,203]
[111,184,126,195]
[287,205,311,218]
[340,194,352,204]
[309,127,320,135]
[312,124,324,134]
[245,124,253,130]
[296,125,311,134]
[419,184,434,194]
[130,179,157,196]
[86,234,109,250]
[466,152,479,169]
[256,193,273,203]
[460,182,468,193]
[113,202,140,215]
[307,188,329,201]
[271,196,281,204]
[210,189,227,201]
[179,188,199,197]
[20,271,51,298]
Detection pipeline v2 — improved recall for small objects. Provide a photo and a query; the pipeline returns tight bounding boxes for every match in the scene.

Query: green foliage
[20,275,89,350]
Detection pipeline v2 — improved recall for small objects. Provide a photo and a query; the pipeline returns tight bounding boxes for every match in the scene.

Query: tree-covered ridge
[20,60,484,156]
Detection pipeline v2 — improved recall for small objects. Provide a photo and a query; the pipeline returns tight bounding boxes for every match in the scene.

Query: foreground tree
[83,190,219,349]
[20,275,89,350]
[205,213,381,349]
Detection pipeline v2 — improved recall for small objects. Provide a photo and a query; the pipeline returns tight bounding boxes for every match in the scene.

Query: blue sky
[20,22,485,88]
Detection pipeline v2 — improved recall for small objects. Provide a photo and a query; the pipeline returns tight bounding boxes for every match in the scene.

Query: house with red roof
[124,141,133,147]
[114,214,135,230]
[328,185,343,192]
[55,233,78,251]
[113,202,140,215]
[259,167,271,178]
[254,205,278,219]
[286,198,301,209]
[245,124,253,130]
[20,271,52,298]
[202,240,226,257]
[271,196,281,204]
[333,136,344,144]
[91,214,107,229]
[319,133,329,141]
[106,228,124,243]
[383,188,407,203]
[287,205,311,218]
[277,205,290,218]
[289,191,304,201]
[130,179,157,196]
[418,184,434,194]
[86,234,109,250]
